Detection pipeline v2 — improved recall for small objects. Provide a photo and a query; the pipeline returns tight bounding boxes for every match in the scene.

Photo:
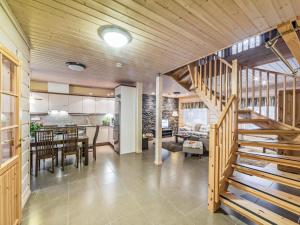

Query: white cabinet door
[82,97,95,114]
[108,127,114,145]
[49,94,68,111]
[107,99,115,114]
[68,95,83,113]
[95,98,107,114]
[99,126,109,143]
[30,92,49,113]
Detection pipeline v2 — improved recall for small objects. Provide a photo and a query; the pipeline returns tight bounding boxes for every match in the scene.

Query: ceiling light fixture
[65,62,86,72]
[98,25,132,48]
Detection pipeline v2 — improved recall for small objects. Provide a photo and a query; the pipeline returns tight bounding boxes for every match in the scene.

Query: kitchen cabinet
[68,95,83,113]
[83,97,95,114]
[95,98,107,114]
[49,94,68,111]
[108,126,114,145]
[99,126,109,143]
[30,92,114,115]
[30,92,48,113]
[107,99,115,114]
[95,98,115,114]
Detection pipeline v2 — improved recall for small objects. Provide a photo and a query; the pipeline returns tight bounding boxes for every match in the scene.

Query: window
[243,39,249,51]
[232,44,237,55]
[183,108,208,126]
[249,37,255,48]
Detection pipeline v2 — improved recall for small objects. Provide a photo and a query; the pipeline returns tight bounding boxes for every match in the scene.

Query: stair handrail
[239,66,299,129]
[208,59,239,212]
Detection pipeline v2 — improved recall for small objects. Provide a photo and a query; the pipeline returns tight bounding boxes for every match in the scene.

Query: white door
[68,95,83,113]
[30,92,49,113]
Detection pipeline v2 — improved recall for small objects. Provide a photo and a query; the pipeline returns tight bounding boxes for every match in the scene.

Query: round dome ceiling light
[98,25,132,48]
[65,62,86,72]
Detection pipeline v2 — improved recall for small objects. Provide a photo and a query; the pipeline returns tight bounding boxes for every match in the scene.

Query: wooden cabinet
[48,94,68,111]
[83,97,95,114]
[30,92,48,113]
[68,95,83,113]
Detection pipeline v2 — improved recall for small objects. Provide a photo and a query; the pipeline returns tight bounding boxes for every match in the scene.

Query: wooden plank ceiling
[7,0,300,91]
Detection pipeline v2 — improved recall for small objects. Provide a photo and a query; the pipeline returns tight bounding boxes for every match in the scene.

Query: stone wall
[142,94,178,134]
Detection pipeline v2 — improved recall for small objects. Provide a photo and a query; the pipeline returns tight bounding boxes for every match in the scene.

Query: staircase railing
[239,66,299,128]
[207,59,239,212]
[192,56,235,111]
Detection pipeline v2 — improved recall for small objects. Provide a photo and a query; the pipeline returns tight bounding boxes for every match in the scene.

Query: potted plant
[30,121,43,137]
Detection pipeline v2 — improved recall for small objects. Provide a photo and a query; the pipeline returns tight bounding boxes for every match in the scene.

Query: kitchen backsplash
[30,113,112,126]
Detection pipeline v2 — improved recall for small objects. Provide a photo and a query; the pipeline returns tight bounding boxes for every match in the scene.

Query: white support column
[135,82,143,153]
[154,74,162,165]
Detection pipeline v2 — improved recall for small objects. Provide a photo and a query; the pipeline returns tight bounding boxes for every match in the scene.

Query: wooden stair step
[220,192,298,225]
[238,118,271,123]
[227,176,300,215]
[238,109,252,114]
[232,163,300,189]
[237,150,300,168]
[238,129,300,135]
[238,140,300,151]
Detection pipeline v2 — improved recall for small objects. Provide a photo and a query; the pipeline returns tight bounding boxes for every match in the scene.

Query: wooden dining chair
[34,130,56,177]
[62,127,80,170]
[89,125,99,160]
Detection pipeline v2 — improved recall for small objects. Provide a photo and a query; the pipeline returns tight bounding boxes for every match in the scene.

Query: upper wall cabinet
[48,94,68,111]
[68,95,83,113]
[29,92,114,114]
[82,96,95,114]
[96,98,114,114]
[30,92,48,113]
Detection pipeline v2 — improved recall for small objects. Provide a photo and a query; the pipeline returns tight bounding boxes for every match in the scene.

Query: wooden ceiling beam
[277,20,300,66]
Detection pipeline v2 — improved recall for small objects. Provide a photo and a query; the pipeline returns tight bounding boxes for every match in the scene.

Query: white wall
[0,0,31,207]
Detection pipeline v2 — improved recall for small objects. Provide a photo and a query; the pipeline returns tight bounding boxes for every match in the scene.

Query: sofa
[178,123,209,152]
[178,123,209,138]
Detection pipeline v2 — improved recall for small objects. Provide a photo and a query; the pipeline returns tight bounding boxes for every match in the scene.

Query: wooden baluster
[266,72,270,118]
[293,77,296,127]
[208,124,219,212]
[283,75,286,124]
[246,67,249,108]
[252,69,255,111]
[259,70,262,115]
[204,61,207,95]
[274,74,278,121]
[239,66,242,108]
[209,59,212,100]
[199,64,203,91]
[225,65,228,102]
[219,62,223,110]
[221,120,227,173]
[214,59,217,106]
[195,62,198,89]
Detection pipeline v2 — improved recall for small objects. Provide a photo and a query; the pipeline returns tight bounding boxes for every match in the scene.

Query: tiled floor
[22,143,245,225]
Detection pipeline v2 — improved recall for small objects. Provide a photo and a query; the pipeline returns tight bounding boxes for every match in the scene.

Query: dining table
[30,134,89,173]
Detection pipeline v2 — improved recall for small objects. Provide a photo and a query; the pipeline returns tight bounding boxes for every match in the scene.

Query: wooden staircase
[166,56,300,224]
